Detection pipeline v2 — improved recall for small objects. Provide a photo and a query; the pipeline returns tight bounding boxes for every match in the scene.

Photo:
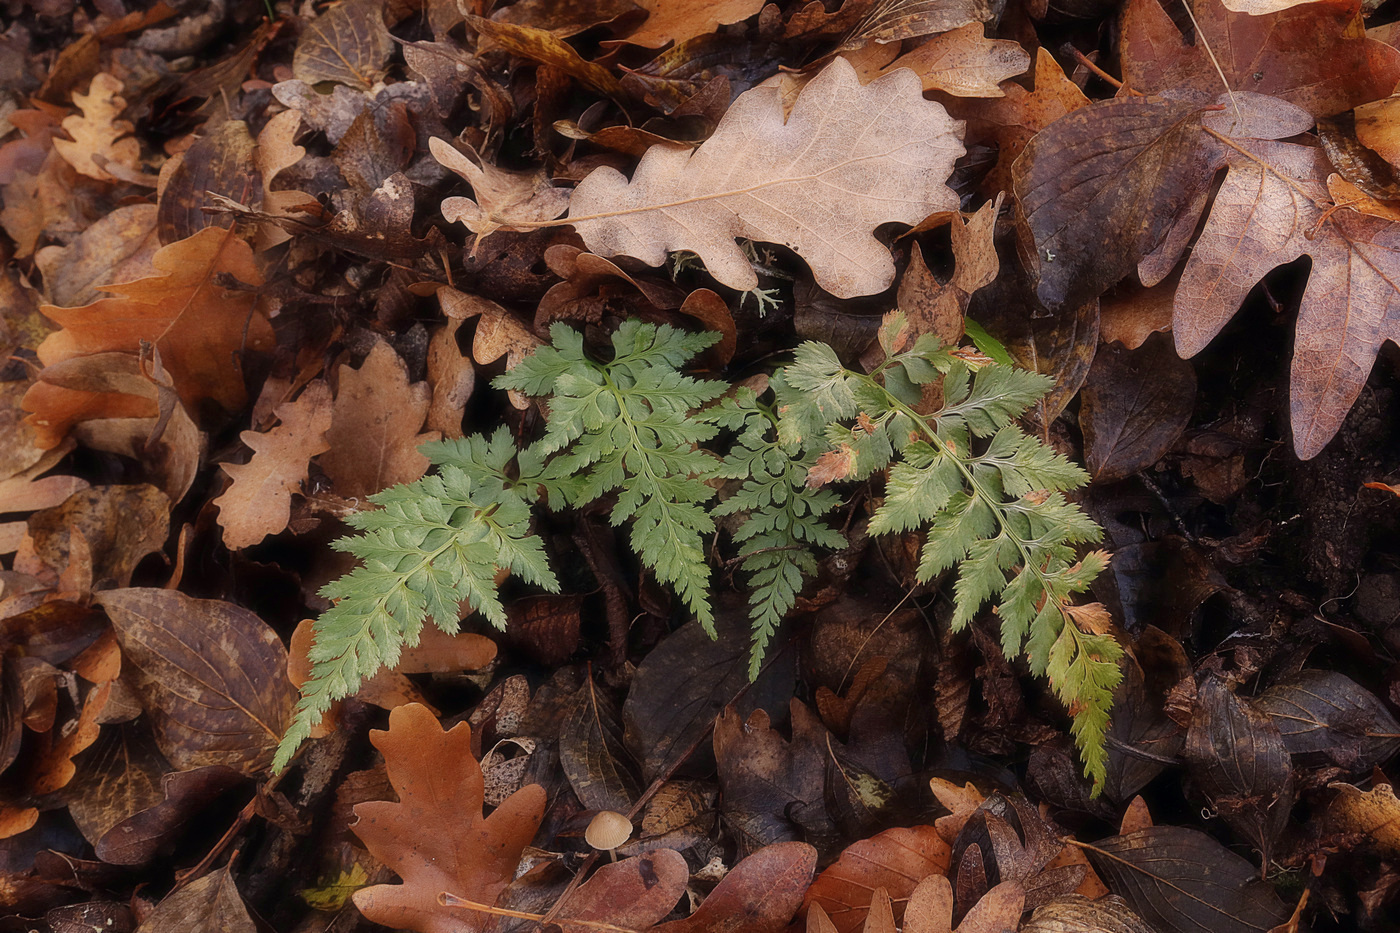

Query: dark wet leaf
[96,588,295,775]
[1183,676,1293,867]
[1079,335,1196,484]
[1104,653,1184,803]
[1253,669,1400,770]
[293,0,392,91]
[1013,97,1220,311]
[156,121,260,243]
[713,700,836,857]
[622,610,794,783]
[133,866,256,933]
[1081,826,1292,933]
[94,765,244,865]
[66,724,167,847]
[559,678,642,813]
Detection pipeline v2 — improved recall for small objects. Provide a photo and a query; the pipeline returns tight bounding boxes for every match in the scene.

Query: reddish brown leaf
[654,842,817,933]
[23,227,273,448]
[319,341,437,500]
[802,825,953,933]
[352,703,546,933]
[548,850,689,933]
[1119,0,1400,118]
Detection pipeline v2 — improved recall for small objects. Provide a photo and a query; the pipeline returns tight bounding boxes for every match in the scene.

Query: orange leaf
[351,703,546,933]
[24,227,272,448]
[802,825,952,933]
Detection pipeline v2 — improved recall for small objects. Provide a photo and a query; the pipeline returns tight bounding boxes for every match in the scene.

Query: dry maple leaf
[566,56,963,299]
[1172,137,1400,458]
[429,137,569,246]
[318,341,438,500]
[52,73,144,183]
[351,703,546,933]
[214,381,333,550]
[1119,0,1400,118]
[23,226,273,449]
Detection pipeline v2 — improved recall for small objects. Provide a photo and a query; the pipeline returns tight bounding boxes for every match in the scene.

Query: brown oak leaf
[318,341,438,500]
[214,381,333,550]
[351,703,546,933]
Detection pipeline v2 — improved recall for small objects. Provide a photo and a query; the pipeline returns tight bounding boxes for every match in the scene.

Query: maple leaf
[1119,0,1400,118]
[566,57,964,299]
[1173,137,1400,458]
[52,73,145,183]
[23,227,273,449]
[351,704,546,933]
[214,381,333,550]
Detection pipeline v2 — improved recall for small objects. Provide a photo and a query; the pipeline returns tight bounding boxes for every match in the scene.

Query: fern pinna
[776,314,1121,785]
[276,316,1119,789]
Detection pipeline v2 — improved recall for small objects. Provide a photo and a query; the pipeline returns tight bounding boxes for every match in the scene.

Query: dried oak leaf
[351,703,547,933]
[429,137,569,244]
[568,56,963,299]
[1119,0,1400,118]
[23,227,273,449]
[318,341,438,500]
[214,380,333,550]
[52,73,144,183]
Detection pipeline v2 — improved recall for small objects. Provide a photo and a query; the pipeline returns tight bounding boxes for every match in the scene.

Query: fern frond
[497,320,726,632]
[273,449,558,772]
[709,381,845,677]
[775,314,1120,791]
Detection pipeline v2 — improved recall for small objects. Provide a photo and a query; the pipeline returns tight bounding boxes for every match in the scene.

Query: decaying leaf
[293,0,392,91]
[351,703,546,933]
[568,57,963,298]
[215,381,333,550]
[1078,336,1196,484]
[1079,827,1291,933]
[134,867,257,933]
[1253,669,1400,769]
[1324,781,1400,856]
[654,842,817,933]
[97,588,295,775]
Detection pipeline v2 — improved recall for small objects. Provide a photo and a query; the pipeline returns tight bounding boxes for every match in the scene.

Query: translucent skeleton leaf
[273,427,557,772]
[497,320,727,630]
[705,377,847,678]
[775,313,1122,789]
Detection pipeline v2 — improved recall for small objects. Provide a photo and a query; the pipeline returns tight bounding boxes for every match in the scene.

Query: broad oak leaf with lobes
[564,56,964,299]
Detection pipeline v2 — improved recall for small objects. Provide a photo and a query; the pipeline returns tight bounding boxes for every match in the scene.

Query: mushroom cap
[585,810,632,850]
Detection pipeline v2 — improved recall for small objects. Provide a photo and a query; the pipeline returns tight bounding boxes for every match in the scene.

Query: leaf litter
[7,0,1400,931]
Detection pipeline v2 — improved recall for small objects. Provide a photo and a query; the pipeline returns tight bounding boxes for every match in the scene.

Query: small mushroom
[585,810,632,860]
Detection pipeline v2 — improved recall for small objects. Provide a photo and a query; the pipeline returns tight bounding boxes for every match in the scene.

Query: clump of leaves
[276,318,1119,787]
[777,314,1120,784]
